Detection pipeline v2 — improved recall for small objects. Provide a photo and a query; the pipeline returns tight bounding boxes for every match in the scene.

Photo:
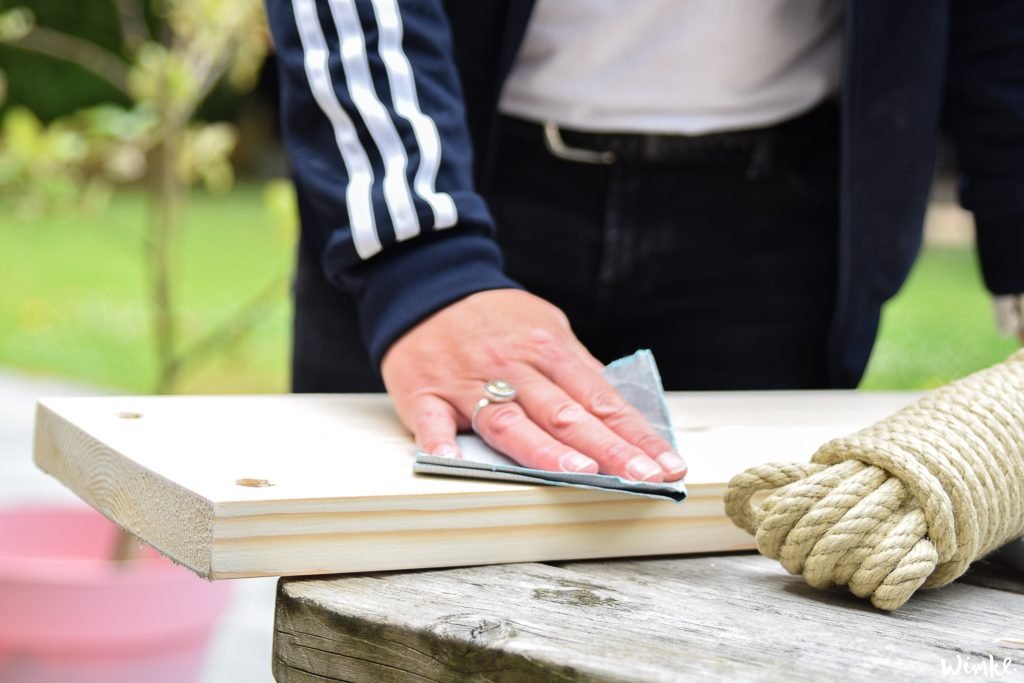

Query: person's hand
[381,289,686,482]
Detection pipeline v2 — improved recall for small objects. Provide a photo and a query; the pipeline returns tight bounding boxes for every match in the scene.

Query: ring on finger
[471,379,518,434]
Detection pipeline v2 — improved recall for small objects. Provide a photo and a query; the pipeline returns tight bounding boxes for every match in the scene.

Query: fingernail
[625,457,663,482]
[655,451,687,476]
[559,452,598,474]
[433,443,460,459]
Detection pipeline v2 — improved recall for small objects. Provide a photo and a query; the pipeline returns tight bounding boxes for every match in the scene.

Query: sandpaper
[413,350,687,502]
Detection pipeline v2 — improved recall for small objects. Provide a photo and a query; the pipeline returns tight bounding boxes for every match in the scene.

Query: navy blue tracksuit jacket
[266,0,1024,387]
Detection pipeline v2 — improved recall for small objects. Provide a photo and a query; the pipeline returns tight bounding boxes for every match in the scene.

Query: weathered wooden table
[273,550,1024,681]
[31,387,1024,680]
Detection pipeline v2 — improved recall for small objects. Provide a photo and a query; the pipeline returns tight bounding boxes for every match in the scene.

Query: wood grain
[33,392,918,579]
[33,402,214,572]
[273,554,1024,682]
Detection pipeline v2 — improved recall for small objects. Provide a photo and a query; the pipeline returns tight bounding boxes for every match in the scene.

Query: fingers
[409,394,461,459]
[571,339,606,374]
[536,354,687,481]
[467,392,599,475]
[511,373,668,482]
[403,362,684,482]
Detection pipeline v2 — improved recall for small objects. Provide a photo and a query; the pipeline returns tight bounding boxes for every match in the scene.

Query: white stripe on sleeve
[327,0,421,242]
[371,0,458,229]
[292,0,382,259]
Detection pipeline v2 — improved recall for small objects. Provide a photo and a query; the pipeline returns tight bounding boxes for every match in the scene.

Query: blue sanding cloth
[413,350,686,502]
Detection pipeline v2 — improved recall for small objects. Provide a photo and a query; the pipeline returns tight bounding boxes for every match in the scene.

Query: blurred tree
[0,0,129,120]
[0,0,291,393]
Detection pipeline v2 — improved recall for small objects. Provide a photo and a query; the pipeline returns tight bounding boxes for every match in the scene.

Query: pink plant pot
[0,506,231,683]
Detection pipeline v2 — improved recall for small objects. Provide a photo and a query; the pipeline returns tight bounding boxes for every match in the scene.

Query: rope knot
[725,351,1024,610]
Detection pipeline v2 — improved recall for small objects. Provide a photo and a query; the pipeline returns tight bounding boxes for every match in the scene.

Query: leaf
[77,105,158,143]
[262,178,298,246]
[198,160,234,193]
[0,8,34,42]
[176,121,238,190]
[45,126,88,165]
[3,106,43,157]
[103,144,148,182]
[128,43,200,111]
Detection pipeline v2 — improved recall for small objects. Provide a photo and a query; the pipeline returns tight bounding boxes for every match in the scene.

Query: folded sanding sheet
[414,350,687,502]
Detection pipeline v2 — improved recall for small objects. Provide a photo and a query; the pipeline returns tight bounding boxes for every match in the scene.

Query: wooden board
[273,554,1024,682]
[32,391,918,579]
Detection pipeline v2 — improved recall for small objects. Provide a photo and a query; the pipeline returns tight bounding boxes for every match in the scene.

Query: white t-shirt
[499,0,844,135]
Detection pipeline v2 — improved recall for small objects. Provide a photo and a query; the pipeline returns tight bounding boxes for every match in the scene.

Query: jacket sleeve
[266,0,521,365]
[943,0,1024,295]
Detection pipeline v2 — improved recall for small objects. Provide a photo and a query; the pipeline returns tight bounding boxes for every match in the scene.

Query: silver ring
[471,379,517,433]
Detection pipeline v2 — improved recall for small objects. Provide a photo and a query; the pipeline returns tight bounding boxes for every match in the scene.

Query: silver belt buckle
[543,122,616,165]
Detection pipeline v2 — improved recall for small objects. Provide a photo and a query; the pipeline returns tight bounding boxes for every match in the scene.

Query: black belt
[500,101,837,165]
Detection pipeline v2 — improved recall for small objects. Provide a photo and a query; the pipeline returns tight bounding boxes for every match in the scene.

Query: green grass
[861,248,1018,390]
[0,185,1016,393]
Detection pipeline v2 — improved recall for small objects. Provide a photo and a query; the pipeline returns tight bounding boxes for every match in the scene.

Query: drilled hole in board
[236,478,274,488]
[117,411,143,420]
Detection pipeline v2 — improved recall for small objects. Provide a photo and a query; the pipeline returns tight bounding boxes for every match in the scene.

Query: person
[265,0,1024,483]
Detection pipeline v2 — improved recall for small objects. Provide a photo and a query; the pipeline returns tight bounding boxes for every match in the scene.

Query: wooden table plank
[273,554,1024,682]
[33,391,919,578]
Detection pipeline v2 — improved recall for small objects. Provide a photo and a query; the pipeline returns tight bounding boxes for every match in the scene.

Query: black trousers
[292,102,846,393]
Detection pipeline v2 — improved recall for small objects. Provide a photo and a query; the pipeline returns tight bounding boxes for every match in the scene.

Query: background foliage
[0,0,240,121]
[0,0,290,394]
[0,0,128,120]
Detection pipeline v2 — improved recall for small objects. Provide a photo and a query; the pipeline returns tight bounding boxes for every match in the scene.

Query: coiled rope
[724,350,1024,610]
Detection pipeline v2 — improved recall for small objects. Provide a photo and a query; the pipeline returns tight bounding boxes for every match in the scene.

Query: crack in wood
[276,644,439,682]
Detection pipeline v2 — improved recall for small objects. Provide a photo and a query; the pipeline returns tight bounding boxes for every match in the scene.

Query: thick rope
[725,350,1024,610]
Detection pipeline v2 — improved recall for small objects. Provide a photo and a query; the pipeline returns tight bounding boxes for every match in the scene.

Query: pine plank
[33,391,917,579]
[273,554,1024,682]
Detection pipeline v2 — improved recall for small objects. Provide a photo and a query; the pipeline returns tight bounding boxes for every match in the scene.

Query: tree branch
[113,0,151,55]
[7,26,130,94]
[166,275,289,382]
[179,42,236,123]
